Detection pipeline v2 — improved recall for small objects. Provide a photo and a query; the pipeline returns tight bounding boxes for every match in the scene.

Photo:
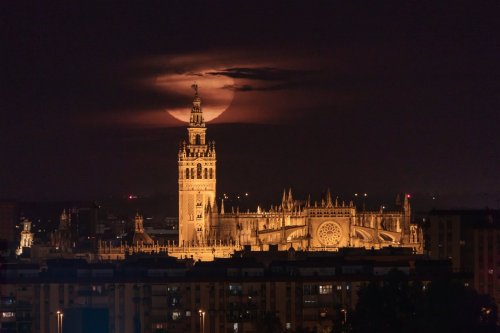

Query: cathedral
[97,85,423,261]
[171,85,423,260]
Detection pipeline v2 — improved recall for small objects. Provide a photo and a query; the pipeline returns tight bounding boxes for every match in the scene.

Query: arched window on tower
[204,168,208,179]
[197,163,202,179]
[191,168,194,179]
[185,168,189,179]
[195,134,201,145]
[209,168,213,179]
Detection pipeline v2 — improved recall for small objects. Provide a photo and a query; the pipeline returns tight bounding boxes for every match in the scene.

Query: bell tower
[178,84,216,246]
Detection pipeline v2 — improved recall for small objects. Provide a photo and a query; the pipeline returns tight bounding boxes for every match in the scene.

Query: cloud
[222,83,291,92]
[207,67,308,81]
[210,67,321,93]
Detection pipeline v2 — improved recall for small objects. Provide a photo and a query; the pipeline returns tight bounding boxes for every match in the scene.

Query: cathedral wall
[309,217,351,248]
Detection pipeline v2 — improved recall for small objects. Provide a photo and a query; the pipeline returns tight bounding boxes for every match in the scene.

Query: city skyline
[2,2,499,208]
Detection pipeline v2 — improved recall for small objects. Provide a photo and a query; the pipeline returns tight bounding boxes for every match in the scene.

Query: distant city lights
[221,193,250,201]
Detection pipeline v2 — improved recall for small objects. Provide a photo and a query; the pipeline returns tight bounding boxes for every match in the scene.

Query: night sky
[2,2,500,208]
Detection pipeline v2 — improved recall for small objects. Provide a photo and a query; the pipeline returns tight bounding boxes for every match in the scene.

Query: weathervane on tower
[191,83,198,95]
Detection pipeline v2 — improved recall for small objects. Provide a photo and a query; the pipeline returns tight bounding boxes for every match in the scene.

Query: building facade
[1,250,444,333]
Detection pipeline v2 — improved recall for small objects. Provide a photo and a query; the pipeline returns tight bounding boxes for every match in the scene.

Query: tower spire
[189,83,205,127]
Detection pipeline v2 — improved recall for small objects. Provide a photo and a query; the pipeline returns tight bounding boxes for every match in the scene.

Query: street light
[340,308,347,324]
[198,309,205,333]
[56,310,64,333]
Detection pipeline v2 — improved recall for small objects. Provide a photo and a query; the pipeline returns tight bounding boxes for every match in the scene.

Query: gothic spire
[206,199,212,213]
[287,188,294,206]
[325,188,333,208]
[395,193,401,207]
[213,197,218,214]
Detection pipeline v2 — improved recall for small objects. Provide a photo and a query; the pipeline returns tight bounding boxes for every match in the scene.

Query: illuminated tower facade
[16,219,34,255]
[178,85,216,245]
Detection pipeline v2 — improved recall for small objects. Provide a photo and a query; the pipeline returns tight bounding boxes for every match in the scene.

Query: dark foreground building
[424,209,500,315]
[0,248,470,333]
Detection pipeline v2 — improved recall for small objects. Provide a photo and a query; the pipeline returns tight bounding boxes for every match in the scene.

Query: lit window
[186,310,191,317]
[336,285,342,291]
[229,284,242,295]
[172,311,181,320]
[2,312,15,318]
[319,285,332,295]
[286,322,292,330]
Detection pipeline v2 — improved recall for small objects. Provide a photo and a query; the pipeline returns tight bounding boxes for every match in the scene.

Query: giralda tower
[178,85,216,245]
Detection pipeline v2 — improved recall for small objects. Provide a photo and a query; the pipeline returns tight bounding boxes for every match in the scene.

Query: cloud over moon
[139,52,323,125]
[208,67,308,81]
[130,48,358,126]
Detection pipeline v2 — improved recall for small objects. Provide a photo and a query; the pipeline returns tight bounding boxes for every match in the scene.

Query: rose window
[317,222,342,246]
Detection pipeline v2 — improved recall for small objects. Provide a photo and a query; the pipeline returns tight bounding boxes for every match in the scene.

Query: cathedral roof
[132,232,154,245]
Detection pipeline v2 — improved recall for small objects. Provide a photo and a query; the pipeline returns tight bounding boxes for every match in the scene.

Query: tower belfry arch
[178,85,216,245]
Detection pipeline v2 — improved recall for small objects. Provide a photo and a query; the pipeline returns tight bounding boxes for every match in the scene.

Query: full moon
[155,71,235,123]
